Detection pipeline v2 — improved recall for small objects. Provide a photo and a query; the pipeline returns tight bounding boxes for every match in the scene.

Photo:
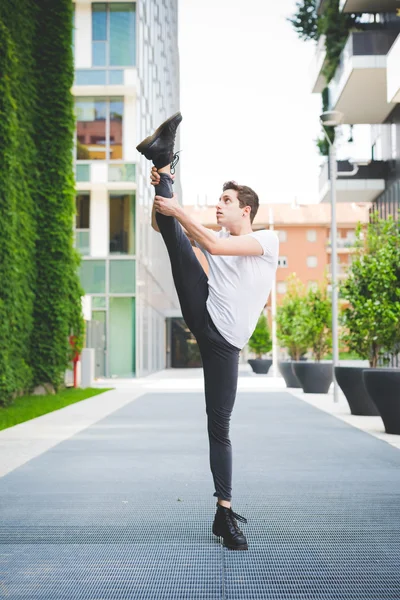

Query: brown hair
[222,181,259,223]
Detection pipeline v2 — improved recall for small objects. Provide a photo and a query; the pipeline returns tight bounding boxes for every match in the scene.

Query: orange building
[184,202,371,301]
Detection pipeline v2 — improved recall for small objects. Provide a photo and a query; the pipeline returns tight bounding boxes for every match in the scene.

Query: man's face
[216,189,243,227]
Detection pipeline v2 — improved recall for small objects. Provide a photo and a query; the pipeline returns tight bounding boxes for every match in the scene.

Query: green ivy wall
[0,1,84,406]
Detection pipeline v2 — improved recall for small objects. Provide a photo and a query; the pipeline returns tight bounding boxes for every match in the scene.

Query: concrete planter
[335,366,380,416]
[292,361,333,394]
[278,361,302,388]
[248,359,272,375]
[363,368,400,435]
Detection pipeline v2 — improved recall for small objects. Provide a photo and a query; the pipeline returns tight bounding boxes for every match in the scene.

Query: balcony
[328,31,398,123]
[319,159,388,203]
[327,262,350,278]
[340,0,400,12]
[387,33,400,103]
[326,237,357,252]
[309,35,328,93]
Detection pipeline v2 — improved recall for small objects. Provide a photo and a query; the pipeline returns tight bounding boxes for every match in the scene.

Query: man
[136,112,279,551]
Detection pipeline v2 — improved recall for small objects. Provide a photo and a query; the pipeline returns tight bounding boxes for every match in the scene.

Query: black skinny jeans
[155,173,240,501]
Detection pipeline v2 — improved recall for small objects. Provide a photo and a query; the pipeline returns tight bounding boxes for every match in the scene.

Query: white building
[72,0,181,378]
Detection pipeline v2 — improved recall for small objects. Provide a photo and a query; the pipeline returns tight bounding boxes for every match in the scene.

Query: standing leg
[199,336,239,502]
[198,327,248,550]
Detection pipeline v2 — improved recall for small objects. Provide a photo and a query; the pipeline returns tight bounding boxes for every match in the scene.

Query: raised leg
[154,173,209,336]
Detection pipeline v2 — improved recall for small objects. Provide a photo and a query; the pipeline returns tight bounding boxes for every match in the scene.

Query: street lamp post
[320,110,343,404]
[269,207,278,378]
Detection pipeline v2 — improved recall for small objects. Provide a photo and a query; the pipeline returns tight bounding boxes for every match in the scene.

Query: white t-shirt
[195,229,279,349]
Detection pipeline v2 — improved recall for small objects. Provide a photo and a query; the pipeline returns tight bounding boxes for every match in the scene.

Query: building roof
[184,202,371,228]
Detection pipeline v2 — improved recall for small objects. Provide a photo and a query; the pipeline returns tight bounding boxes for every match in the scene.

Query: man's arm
[174,206,264,256]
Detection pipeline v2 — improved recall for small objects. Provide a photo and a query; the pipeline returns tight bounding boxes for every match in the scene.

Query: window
[307,281,318,291]
[79,260,106,293]
[109,193,135,254]
[76,193,90,229]
[92,3,136,67]
[110,260,136,293]
[307,256,318,268]
[278,256,288,268]
[277,282,287,294]
[75,193,90,255]
[277,230,287,242]
[75,97,123,161]
[307,229,317,242]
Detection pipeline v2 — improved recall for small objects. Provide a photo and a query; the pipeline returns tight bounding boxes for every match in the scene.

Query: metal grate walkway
[1,391,400,599]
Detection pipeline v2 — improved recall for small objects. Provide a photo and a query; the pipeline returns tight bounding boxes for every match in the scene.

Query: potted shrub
[338,216,400,423]
[248,313,273,374]
[276,275,309,388]
[292,282,333,393]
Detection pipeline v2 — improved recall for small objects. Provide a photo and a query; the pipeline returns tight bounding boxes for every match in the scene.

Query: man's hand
[154,192,181,217]
[150,166,175,186]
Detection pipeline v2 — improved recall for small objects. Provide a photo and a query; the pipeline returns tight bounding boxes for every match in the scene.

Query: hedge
[0,1,84,406]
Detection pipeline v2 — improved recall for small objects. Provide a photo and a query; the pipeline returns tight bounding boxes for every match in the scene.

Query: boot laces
[223,507,247,534]
[170,151,180,175]
[229,508,247,525]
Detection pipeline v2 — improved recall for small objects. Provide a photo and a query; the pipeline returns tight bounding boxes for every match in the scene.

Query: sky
[177,0,370,207]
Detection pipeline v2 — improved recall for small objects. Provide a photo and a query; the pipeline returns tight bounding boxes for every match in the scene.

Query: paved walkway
[1,367,400,598]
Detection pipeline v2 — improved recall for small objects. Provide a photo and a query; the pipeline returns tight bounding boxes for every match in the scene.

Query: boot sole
[212,527,248,551]
[136,111,182,157]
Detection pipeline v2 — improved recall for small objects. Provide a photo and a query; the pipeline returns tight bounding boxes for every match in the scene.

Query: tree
[287,0,320,42]
[340,216,400,368]
[301,283,332,362]
[248,313,272,359]
[276,275,309,361]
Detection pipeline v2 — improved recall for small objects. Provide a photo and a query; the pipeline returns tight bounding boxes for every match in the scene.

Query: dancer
[136,112,279,550]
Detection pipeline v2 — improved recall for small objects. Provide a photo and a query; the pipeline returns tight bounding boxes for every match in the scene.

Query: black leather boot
[136,111,182,172]
[212,503,248,550]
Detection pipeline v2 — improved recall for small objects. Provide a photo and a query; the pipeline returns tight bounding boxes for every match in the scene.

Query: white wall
[74,3,92,68]
[387,34,400,104]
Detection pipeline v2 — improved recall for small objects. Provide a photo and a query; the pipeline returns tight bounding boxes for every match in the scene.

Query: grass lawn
[0,387,112,432]
[324,352,363,361]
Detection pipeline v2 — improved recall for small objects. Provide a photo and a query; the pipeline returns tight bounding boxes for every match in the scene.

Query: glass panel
[92,3,107,41]
[108,163,136,182]
[76,97,107,160]
[79,260,106,293]
[76,164,90,181]
[75,231,90,256]
[92,297,106,309]
[109,260,136,293]
[110,3,136,66]
[76,193,90,228]
[109,193,135,254]
[109,70,124,85]
[75,70,107,85]
[110,99,123,160]
[93,41,107,66]
[109,297,135,377]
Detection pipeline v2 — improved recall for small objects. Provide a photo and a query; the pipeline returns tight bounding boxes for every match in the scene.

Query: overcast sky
[177,0,369,207]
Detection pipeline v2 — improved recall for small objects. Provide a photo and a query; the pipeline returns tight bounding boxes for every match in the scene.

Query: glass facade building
[72,0,181,378]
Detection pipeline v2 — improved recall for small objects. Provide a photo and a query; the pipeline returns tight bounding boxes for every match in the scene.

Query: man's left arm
[175,207,268,257]
[154,192,270,256]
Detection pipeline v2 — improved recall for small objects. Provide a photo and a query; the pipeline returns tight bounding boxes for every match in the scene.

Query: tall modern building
[72,0,181,378]
[311,0,400,220]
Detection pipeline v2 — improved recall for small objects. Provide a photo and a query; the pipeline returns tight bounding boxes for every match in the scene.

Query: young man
[136,112,279,551]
